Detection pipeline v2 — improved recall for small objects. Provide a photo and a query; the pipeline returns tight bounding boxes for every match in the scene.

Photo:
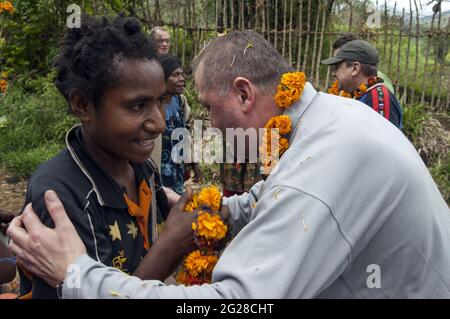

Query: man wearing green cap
[322,40,402,129]
[331,34,395,93]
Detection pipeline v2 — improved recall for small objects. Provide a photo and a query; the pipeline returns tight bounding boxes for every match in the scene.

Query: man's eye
[131,102,145,110]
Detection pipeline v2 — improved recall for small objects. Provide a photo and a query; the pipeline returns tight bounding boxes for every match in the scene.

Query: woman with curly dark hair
[17,13,195,299]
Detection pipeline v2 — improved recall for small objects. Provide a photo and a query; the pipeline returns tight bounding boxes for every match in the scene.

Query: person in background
[322,40,403,129]
[331,34,394,93]
[156,54,200,195]
[149,26,170,54]
[0,240,16,286]
[220,163,261,198]
[0,208,18,298]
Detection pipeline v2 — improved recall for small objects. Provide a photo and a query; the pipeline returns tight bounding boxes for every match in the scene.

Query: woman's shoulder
[27,148,90,197]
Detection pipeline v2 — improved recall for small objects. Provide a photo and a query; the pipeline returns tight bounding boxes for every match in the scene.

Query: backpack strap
[370,84,390,120]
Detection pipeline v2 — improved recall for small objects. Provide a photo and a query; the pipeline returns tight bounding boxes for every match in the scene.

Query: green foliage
[1,143,62,178]
[0,0,69,76]
[430,154,450,204]
[402,103,429,143]
[0,72,78,177]
[184,79,208,123]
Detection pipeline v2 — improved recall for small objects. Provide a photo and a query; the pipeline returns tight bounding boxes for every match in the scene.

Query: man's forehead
[155,30,169,38]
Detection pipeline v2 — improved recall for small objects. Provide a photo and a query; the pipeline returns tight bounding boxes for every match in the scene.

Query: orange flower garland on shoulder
[176,185,227,285]
[260,72,307,175]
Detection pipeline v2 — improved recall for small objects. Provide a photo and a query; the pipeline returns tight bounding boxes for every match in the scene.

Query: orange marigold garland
[0,1,14,14]
[328,78,383,99]
[260,72,306,175]
[274,72,306,108]
[176,185,228,285]
[327,79,340,95]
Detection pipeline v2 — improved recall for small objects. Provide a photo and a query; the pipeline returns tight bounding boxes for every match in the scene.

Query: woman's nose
[144,107,166,134]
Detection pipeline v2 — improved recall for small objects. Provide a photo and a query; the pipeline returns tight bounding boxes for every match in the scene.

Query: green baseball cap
[321,40,379,65]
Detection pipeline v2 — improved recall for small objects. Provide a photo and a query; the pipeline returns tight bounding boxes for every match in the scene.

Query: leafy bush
[0,72,77,177]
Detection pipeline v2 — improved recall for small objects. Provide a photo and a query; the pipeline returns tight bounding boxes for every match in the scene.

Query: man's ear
[232,77,255,113]
[352,62,361,77]
[69,91,93,122]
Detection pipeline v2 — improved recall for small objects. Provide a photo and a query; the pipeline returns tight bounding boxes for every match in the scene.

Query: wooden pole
[296,0,303,71]
[274,0,278,49]
[224,0,228,29]
[395,8,405,97]
[348,0,353,32]
[288,0,294,63]
[430,5,443,108]
[215,0,219,33]
[421,5,436,104]
[411,0,420,103]
[266,0,270,42]
[310,0,321,82]
[446,17,450,110]
[282,0,287,57]
[383,0,388,60]
[387,2,396,76]
[401,0,413,105]
[240,0,245,30]
[315,1,327,89]
[325,40,333,89]
[302,0,312,72]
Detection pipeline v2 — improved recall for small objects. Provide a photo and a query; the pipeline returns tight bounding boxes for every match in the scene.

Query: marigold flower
[185,193,199,212]
[278,138,289,154]
[195,211,227,241]
[339,90,351,98]
[358,84,368,93]
[274,89,294,108]
[274,72,306,109]
[175,270,208,286]
[0,79,7,93]
[0,1,14,14]
[328,80,340,95]
[197,185,221,212]
[281,72,306,88]
[264,115,292,135]
[184,250,218,277]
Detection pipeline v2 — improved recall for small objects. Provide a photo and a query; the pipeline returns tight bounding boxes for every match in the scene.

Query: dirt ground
[0,168,27,215]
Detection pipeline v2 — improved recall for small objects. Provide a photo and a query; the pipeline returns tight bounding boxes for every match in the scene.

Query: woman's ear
[69,91,93,122]
[232,77,255,113]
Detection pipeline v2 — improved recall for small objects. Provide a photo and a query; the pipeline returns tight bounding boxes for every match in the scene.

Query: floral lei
[176,185,228,285]
[259,71,307,175]
[327,77,383,99]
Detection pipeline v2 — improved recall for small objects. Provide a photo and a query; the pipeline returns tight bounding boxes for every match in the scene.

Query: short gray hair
[193,31,293,96]
[149,26,169,39]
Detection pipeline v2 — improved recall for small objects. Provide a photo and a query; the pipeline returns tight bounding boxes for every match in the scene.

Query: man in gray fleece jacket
[7,31,450,299]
